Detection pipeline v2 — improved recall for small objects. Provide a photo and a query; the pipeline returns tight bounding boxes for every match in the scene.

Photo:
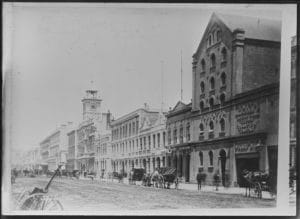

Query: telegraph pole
[180,50,183,101]
[161,60,164,112]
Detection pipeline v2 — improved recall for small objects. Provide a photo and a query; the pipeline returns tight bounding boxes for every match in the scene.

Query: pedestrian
[196,169,202,191]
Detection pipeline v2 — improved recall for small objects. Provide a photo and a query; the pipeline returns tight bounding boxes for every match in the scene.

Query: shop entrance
[236,155,259,187]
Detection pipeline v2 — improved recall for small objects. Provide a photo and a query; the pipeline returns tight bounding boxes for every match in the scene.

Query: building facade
[66,89,111,175]
[40,122,73,171]
[95,132,112,178]
[166,13,281,188]
[110,104,168,175]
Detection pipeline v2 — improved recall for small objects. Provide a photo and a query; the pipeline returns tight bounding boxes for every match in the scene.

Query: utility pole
[180,50,183,102]
[161,60,164,112]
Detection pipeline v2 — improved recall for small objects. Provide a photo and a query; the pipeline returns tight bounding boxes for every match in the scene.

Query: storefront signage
[236,102,260,134]
[235,143,257,154]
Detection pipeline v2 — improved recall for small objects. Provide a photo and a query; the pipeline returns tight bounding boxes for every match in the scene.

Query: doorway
[236,155,259,187]
[219,149,226,186]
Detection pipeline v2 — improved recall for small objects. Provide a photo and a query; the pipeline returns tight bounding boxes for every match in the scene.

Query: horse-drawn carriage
[242,169,271,199]
[139,167,178,189]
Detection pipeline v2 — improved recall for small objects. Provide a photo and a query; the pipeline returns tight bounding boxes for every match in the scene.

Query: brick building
[110,104,168,175]
[166,13,281,188]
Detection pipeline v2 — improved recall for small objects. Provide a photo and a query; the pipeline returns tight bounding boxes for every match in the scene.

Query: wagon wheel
[20,194,64,211]
[254,182,262,199]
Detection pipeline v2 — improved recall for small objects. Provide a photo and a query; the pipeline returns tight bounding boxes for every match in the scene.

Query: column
[231,147,237,187]
[147,158,151,174]
[160,156,164,168]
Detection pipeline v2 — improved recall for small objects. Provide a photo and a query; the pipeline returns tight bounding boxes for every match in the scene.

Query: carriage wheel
[254,182,262,199]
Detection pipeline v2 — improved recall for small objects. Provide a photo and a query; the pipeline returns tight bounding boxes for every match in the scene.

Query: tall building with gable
[166,13,281,189]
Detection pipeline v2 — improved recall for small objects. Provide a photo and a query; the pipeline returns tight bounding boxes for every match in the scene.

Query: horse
[151,172,164,188]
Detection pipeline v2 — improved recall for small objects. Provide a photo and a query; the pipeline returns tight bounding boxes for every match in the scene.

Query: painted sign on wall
[235,143,257,154]
[236,102,260,134]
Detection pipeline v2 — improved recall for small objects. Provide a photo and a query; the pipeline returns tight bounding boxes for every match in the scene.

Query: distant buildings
[40,122,74,171]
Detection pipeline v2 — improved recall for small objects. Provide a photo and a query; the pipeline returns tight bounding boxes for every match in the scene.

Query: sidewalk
[96,177,275,200]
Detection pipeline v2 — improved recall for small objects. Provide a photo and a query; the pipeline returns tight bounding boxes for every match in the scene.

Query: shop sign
[235,143,257,154]
[236,102,260,134]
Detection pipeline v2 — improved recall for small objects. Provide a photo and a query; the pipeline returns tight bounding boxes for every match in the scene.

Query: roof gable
[171,101,189,112]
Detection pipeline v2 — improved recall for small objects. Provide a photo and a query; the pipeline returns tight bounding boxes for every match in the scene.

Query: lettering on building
[236,102,260,134]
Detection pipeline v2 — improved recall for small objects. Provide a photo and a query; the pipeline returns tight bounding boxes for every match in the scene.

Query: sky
[3,3,296,151]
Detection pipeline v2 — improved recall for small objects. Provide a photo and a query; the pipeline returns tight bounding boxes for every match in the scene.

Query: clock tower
[82,89,102,121]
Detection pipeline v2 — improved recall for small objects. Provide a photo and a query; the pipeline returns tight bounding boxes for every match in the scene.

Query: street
[11,176,276,211]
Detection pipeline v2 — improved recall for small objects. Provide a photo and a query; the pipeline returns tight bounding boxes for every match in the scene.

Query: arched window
[200,100,204,111]
[210,77,215,90]
[217,30,222,41]
[209,121,214,131]
[199,123,204,135]
[201,59,206,72]
[209,97,214,108]
[179,125,183,143]
[220,93,226,106]
[220,118,225,132]
[168,129,171,145]
[210,54,216,68]
[199,151,204,166]
[209,151,213,166]
[221,47,227,61]
[173,129,177,144]
[221,72,226,86]
[200,81,205,93]
[186,123,190,141]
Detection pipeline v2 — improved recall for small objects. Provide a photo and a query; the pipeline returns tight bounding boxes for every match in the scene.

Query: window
[221,47,227,61]
[186,123,190,141]
[217,30,221,41]
[220,93,226,106]
[163,132,166,146]
[157,133,160,147]
[136,121,139,134]
[209,35,212,46]
[140,138,143,150]
[210,77,215,90]
[201,59,206,72]
[221,72,226,86]
[173,129,177,144]
[200,101,204,111]
[209,121,214,131]
[220,118,225,132]
[210,54,216,68]
[209,151,213,166]
[179,125,183,143]
[148,136,151,149]
[199,151,204,166]
[153,135,156,148]
[199,123,204,135]
[129,124,131,136]
[200,81,205,93]
[209,97,214,108]
[168,129,171,145]
[133,122,135,134]
[143,137,146,149]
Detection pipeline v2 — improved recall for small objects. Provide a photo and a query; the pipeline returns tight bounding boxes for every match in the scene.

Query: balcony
[209,90,215,96]
[210,66,216,73]
[198,135,204,141]
[208,132,214,139]
[200,71,206,77]
[220,85,226,92]
[221,60,227,68]
[200,93,205,99]
[219,132,225,137]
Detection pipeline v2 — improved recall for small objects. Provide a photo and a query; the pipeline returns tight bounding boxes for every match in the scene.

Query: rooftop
[214,12,281,42]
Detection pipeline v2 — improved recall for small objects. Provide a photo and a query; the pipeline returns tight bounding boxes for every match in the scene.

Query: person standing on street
[196,169,202,191]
